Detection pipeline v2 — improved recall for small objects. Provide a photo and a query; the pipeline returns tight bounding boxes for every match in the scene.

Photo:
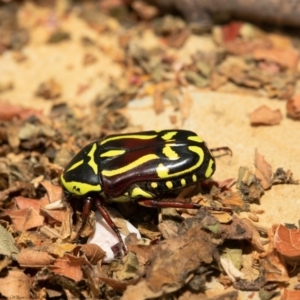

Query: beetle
[61,130,232,253]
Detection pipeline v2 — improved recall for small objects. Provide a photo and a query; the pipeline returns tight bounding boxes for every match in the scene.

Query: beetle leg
[94,198,127,254]
[136,199,233,214]
[75,197,92,242]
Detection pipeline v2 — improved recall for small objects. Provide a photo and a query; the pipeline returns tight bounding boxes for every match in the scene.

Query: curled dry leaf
[115,252,140,281]
[220,215,253,241]
[80,243,106,264]
[122,279,163,300]
[8,207,44,231]
[15,196,41,211]
[35,78,62,100]
[249,105,282,126]
[236,166,264,203]
[0,224,19,260]
[260,248,289,283]
[18,249,54,267]
[45,243,77,258]
[272,168,299,185]
[146,225,215,293]
[241,218,266,252]
[282,289,300,300]
[254,149,273,190]
[273,224,300,259]
[286,94,300,120]
[126,233,156,265]
[40,180,63,203]
[0,102,42,121]
[0,270,31,299]
[252,47,300,70]
[51,254,89,282]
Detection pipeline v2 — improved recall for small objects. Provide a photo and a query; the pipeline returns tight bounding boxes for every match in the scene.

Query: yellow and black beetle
[61,130,231,252]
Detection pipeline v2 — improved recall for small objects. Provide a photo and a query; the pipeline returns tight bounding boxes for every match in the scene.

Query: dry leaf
[51,254,87,282]
[0,102,42,121]
[146,226,214,293]
[36,78,62,100]
[287,94,300,120]
[254,149,273,190]
[236,166,264,202]
[40,180,63,203]
[253,47,299,70]
[0,224,19,260]
[8,207,44,231]
[249,105,282,126]
[220,216,253,241]
[80,243,106,264]
[46,243,77,258]
[18,249,54,267]
[241,218,266,252]
[281,289,300,300]
[0,270,31,299]
[260,247,289,282]
[273,224,300,259]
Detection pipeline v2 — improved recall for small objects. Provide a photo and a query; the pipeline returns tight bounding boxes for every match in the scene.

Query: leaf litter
[0,1,300,299]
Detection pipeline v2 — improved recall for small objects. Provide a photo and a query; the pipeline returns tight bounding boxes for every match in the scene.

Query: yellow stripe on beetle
[205,159,215,178]
[162,145,179,160]
[60,175,101,196]
[100,134,157,145]
[87,143,98,174]
[162,131,177,140]
[156,146,204,178]
[66,159,84,172]
[188,135,203,143]
[100,149,126,157]
[131,187,153,198]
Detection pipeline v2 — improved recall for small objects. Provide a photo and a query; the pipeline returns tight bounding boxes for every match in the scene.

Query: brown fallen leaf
[122,279,164,300]
[286,94,300,120]
[51,254,87,282]
[36,78,62,100]
[126,233,156,265]
[40,180,63,203]
[0,270,31,299]
[15,196,41,211]
[0,102,42,121]
[236,166,264,203]
[7,207,44,231]
[273,224,300,259]
[18,248,54,267]
[146,225,215,293]
[241,218,266,252]
[281,289,300,300]
[220,215,253,241]
[253,47,300,70]
[80,243,106,264]
[254,149,273,190]
[260,248,289,283]
[258,225,289,283]
[45,243,77,258]
[131,0,159,20]
[249,105,282,126]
